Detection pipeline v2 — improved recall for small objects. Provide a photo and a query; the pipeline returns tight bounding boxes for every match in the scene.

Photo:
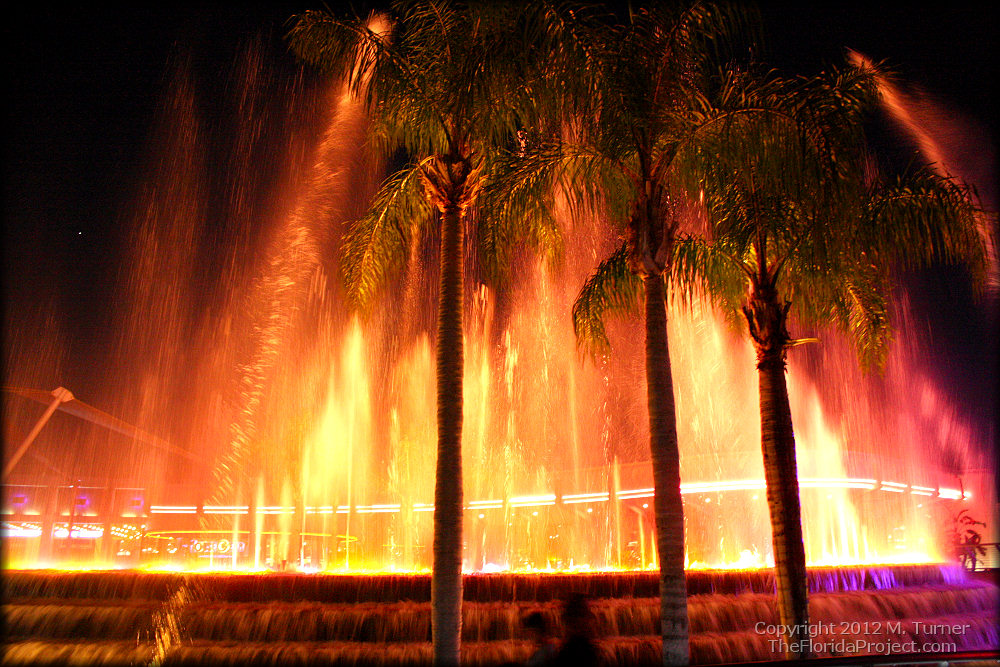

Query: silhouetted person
[523,610,557,666]
[551,593,603,667]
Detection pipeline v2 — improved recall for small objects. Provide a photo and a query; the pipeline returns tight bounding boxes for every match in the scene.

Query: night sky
[3,3,997,434]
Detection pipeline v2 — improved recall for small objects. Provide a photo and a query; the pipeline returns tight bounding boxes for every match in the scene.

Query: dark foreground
[2,564,997,666]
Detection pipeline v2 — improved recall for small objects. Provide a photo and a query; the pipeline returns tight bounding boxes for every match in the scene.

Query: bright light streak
[203,506,249,515]
[681,480,766,492]
[356,504,401,514]
[562,492,609,505]
[799,478,877,490]
[563,493,607,499]
[618,489,654,500]
[150,506,197,514]
[509,494,556,507]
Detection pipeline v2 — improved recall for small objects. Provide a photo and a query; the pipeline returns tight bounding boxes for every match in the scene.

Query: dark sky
[3,2,997,428]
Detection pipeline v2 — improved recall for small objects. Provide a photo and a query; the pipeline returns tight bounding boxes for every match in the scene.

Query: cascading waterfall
[2,565,995,665]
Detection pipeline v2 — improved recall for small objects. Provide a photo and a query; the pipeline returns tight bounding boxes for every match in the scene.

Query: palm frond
[671,61,876,217]
[341,163,432,312]
[493,138,635,224]
[641,1,757,112]
[293,1,598,314]
[670,234,747,314]
[781,253,892,371]
[474,149,565,285]
[572,243,643,357]
[289,8,453,153]
[288,9,405,101]
[525,1,614,127]
[842,271,892,370]
[864,165,988,284]
[665,53,980,372]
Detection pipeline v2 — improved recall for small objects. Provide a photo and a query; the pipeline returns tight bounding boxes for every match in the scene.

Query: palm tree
[519,4,752,664]
[288,2,573,663]
[669,61,986,658]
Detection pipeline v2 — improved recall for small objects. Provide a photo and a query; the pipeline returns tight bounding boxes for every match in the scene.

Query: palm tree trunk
[433,202,464,667]
[747,288,810,660]
[644,274,690,666]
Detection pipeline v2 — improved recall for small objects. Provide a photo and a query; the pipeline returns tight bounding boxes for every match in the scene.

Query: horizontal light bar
[618,487,654,500]
[150,506,197,514]
[356,504,400,514]
[562,491,608,505]
[562,492,609,501]
[799,478,877,490]
[509,495,556,507]
[682,480,766,492]
[203,506,249,515]
[116,477,961,524]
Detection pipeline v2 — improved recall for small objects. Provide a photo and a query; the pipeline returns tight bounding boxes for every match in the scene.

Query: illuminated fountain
[2,18,996,667]
[1,23,993,577]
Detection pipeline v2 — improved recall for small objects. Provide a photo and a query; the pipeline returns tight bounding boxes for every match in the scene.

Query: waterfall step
[3,567,996,665]
[1,640,153,667]
[6,584,996,643]
[2,563,971,603]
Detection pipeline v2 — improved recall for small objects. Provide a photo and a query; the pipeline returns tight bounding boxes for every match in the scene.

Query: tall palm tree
[669,61,987,658]
[288,2,574,663]
[511,4,752,664]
